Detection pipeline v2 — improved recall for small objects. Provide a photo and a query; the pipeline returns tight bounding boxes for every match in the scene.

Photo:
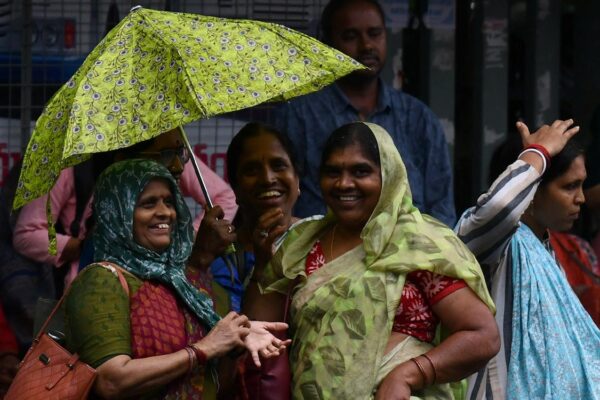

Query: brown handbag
[4,263,129,399]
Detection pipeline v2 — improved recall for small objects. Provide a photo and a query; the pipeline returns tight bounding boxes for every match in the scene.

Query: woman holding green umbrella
[65,159,289,399]
[13,127,237,287]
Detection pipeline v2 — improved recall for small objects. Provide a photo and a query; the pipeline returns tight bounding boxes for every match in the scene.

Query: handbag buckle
[39,353,50,365]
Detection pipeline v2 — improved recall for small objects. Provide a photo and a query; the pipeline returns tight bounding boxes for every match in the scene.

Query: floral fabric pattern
[508,225,600,399]
[305,240,466,342]
[14,6,363,215]
[261,123,494,399]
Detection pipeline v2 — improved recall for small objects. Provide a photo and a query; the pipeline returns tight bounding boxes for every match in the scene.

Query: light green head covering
[262,122,494,399]
[93,158,220,329]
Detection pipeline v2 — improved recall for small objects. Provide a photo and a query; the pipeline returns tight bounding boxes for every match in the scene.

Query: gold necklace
[329,224,337,261]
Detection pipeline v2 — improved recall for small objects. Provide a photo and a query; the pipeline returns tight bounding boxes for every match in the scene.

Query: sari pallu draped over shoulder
[508,225,600,399]
[93,159,220,329]
[261,123,495,399]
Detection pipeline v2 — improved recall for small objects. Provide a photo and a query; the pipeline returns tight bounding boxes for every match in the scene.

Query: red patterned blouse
[305,241,467,342]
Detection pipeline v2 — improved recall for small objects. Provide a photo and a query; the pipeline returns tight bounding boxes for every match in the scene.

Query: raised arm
[454,119,579,265]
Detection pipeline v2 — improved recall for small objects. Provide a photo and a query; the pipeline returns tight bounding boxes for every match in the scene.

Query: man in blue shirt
[273,0,456,226]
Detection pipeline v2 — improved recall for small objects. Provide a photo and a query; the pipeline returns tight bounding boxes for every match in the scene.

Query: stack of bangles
[519,143,551,174]
[410,354,437,387]
[183,344,208,373]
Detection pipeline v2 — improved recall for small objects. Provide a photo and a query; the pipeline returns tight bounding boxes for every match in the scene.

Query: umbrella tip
[130,5,143,13]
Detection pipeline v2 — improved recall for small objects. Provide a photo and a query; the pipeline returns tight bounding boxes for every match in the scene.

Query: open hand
[517,119,579,157]
[244,321,291,367]
[195,312,250,359]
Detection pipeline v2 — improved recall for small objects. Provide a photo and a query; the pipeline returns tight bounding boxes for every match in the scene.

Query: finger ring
[259,230,269,238]
[227,225,233,234]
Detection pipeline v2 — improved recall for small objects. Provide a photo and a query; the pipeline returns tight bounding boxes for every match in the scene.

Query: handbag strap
[34,262,130,340]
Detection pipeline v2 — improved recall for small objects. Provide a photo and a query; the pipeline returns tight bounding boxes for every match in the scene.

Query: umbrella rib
[136,8,209,118]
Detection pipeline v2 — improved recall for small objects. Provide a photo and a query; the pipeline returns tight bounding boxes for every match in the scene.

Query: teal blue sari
[508,224,600,399]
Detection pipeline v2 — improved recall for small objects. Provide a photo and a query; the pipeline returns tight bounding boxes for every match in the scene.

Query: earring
[297,187,301,196]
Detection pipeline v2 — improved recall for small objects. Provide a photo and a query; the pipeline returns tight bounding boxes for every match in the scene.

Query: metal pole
[20,0,32,153]
[180,128,237,258]
[180,128,214,209]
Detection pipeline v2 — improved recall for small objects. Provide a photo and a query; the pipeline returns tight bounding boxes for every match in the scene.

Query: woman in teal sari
[456,119,600,399]
[65,159,289,399]
[245,122,500,399]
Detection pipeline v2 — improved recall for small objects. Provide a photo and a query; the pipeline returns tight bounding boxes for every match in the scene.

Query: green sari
[261,123,495,399]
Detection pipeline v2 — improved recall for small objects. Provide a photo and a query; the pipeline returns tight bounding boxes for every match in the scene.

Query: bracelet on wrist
[420,354,437,384]
[191,344,208,365]
[410,357,430,387]
[183,346,197,373]
[525,144,551,166]
[519,148,547,174]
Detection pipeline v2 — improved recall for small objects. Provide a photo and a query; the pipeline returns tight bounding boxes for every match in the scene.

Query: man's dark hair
[320,0,386,44]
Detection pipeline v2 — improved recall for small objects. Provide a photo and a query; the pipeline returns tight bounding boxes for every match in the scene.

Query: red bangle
[525,144,551,166]
[191,344,208,365]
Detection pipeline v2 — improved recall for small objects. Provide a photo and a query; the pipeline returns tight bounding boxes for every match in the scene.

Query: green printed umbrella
[14,6,364,216]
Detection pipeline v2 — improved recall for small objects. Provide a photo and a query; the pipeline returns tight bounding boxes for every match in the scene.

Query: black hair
[489,133,585,186]
[226,122,300,189]
[320,122,380,173]
[320,0,386,44]
[540,140,585,185]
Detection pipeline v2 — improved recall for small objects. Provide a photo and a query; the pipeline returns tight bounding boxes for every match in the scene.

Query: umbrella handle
[180,130,237,256]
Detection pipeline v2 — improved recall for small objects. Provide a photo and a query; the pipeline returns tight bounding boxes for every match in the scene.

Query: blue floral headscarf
[93,159,220,329]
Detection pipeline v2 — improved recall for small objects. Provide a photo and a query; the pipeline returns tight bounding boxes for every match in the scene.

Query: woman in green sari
[65,159,289,399]
[245,122,500,399]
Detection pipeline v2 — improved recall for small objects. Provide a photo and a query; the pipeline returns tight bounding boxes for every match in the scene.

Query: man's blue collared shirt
[273,81,456,226]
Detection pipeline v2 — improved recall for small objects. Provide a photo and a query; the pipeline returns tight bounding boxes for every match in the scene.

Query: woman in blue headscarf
[65,159,289,399]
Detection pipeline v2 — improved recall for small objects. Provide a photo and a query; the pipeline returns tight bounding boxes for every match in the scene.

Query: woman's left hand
[375,362,416,400]
[252,208,289,266]
[244,321,292,367]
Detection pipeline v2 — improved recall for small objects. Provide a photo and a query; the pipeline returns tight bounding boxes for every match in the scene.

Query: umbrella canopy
[14,6,364,210]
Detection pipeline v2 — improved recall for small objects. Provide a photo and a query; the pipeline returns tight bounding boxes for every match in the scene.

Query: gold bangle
[410,357,428,386]
[420,353,437,384]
